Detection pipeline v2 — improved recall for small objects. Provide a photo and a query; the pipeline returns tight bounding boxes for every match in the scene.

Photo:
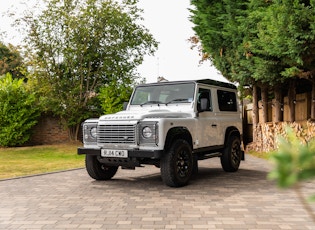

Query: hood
[99,109,192,121]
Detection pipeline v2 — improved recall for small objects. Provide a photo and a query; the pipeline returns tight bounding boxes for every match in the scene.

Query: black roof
[195,79,236,89]
[139,79,237,90]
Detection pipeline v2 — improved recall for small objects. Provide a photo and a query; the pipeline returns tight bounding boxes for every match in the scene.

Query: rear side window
[217,90,237,111]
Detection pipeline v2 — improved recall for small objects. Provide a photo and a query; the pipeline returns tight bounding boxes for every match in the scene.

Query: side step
[196,152,222,160]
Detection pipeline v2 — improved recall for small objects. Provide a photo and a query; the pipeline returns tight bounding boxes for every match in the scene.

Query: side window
[217,90,237,111]
[197,88,212,111]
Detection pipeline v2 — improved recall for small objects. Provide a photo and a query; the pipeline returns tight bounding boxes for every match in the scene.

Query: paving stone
[0,155,314,229]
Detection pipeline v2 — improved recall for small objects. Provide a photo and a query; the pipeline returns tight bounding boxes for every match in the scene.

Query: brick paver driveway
[0,154,314,230]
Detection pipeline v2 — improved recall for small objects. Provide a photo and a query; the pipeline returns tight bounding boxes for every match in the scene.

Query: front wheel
[160,139,193,187]
[85,155,118,180]
[221,135,241,172]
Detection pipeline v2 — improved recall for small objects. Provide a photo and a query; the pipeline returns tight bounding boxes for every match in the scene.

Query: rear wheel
[160,139,193,187]
[85,155,118,180]
[221,135,241,172]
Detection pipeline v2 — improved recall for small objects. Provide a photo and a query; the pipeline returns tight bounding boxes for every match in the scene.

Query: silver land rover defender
[78,79,244,187]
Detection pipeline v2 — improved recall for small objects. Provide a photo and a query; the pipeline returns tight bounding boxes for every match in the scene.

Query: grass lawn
[0,142,272,180]
[246,150,273,160]
[0,142,85,180]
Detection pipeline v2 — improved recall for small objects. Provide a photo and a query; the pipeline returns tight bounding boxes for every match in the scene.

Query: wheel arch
[164,127,193,152]
[224,126,244,161]
[224,126,241,147]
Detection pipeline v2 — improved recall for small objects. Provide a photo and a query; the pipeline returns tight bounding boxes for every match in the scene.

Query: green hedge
[0,74,41,147]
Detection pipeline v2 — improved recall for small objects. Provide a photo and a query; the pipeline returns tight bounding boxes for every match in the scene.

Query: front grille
[97,124,136,144]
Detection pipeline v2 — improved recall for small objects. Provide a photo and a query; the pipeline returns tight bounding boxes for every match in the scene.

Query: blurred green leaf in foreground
[269,127,315,222]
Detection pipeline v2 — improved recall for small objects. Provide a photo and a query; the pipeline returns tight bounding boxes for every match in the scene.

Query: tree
[246,0,315,121]
[190,0,315,122]
[19,0,157,140]
[190,0,264,134]
[190,0,250,85]
[0,42,25,79]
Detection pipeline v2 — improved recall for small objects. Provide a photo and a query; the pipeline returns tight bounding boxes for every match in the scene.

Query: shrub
[0,73,41,147]
[98,80,133,114]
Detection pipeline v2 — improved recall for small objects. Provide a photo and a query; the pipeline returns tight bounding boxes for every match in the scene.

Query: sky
[0,0,228,83]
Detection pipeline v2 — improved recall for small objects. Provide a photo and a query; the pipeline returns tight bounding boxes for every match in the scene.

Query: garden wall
[29,116,69,145]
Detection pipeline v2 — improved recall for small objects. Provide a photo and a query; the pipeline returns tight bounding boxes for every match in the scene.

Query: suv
[78,79,244,187]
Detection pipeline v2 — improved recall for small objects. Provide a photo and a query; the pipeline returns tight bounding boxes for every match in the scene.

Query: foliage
[19,0,157,140]
[269,127,315,222]
[98,80,134,114]
[0,73,41,147]
[246,0,315,81]
[190,0,251,85]
[269,127,315,189]
[190,0,315,86]
[0,42,25,79]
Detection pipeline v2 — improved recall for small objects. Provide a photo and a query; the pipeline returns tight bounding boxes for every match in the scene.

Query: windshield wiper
[140,101,163,106]
[166,98,188,105]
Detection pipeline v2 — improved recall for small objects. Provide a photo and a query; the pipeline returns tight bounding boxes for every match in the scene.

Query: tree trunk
[68,125,78,141]
[261,86,268,123]
[311,80,315,120]
[288,79,296,122]
[252,84,259,142]
[75,123,81,142]
[274,85,283,122]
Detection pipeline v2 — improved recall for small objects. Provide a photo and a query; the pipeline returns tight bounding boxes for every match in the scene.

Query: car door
[214,88,241,144]
[195,87,220,148]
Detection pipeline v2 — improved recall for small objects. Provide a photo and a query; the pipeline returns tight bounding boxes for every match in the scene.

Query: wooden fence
[243,92,315,152]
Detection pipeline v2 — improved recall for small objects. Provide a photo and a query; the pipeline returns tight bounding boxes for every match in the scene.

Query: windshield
[130,83,195,105]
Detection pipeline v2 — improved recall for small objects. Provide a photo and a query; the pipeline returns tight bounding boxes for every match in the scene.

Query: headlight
[142,126,153,138]
[139,122,158,145]
[82,121,98,143]
[90,127,97,138]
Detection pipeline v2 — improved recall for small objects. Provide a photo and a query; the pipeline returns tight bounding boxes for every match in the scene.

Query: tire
[220,135,241,172]
[160,139,193,187]
[85,155,118,180]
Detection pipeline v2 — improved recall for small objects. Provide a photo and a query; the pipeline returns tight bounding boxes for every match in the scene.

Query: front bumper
[77,147,163,159]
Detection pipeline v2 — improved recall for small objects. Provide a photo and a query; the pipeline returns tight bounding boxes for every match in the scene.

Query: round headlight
[142,126,152,138]
[90,127,97,138]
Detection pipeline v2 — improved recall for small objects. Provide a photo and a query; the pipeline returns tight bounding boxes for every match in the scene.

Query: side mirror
[199,98,209,112]
[123,102,128,110]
